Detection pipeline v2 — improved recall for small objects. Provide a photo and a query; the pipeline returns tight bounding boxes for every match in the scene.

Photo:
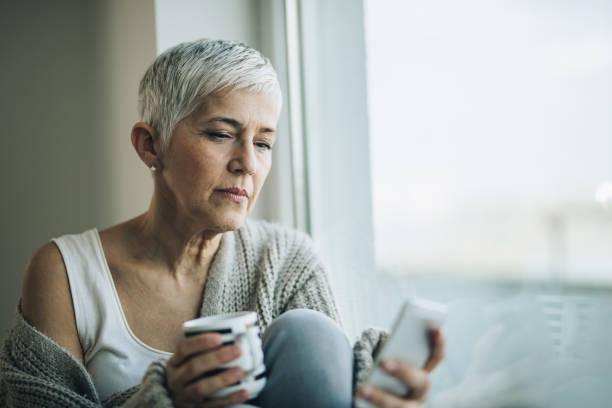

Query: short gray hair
[138,39,282,148]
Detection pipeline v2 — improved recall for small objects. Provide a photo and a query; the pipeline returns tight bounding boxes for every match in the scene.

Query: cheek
[253,160,272,194]
[183,145,225,171]
[173,148,224,190]
[182,145,210,171]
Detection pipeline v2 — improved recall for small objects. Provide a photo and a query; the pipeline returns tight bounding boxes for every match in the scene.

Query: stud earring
[150,165,157,171]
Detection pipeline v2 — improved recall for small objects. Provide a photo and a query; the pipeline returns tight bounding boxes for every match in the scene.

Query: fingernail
[382,359,399,372]
[359,385,373,397]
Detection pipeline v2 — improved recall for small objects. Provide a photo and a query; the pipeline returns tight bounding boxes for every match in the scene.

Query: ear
[131,122,162,170]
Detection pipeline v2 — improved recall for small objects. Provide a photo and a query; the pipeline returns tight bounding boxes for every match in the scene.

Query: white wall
[99,1,159,224]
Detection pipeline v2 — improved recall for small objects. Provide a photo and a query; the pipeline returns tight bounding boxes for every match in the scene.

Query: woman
[1,39,443,407]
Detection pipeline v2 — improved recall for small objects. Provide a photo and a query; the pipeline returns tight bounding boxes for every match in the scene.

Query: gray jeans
[231,308,354,408]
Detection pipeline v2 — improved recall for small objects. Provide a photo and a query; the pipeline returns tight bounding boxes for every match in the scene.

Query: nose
[228,140,256,175]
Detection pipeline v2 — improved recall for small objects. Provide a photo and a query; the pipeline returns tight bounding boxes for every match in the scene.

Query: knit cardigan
[1,220,388,407]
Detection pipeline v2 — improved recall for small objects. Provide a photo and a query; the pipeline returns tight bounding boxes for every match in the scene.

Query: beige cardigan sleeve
[0,308,173,408]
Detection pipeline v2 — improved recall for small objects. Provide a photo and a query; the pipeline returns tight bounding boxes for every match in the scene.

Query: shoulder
[22,241,68,306]
[21,240,84,362]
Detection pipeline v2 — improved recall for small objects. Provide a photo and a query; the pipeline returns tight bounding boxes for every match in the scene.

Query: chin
[219,219,244,232]
[208,211,247,233]
[190,203,249,233]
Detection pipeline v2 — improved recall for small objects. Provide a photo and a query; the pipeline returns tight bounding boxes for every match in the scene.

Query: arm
[4,242,249,408]
[21,242,84,363]
[0,242,101,407]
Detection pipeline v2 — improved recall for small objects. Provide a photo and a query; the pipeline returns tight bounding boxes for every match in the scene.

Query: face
[157,89,279,232]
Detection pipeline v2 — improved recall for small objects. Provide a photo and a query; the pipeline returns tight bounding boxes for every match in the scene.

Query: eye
[206,132,231,140]
[255,141,273,151]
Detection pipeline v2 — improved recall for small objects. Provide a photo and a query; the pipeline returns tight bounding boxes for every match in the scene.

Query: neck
[133,192,223,278]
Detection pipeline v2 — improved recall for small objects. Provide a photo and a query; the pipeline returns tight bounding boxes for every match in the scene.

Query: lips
[216,187,249,203]
[218,187,249,197]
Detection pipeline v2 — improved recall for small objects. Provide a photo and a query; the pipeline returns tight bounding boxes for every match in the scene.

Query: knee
[260,310,354,406]
[267,309,341,336]
[264,309,350,349]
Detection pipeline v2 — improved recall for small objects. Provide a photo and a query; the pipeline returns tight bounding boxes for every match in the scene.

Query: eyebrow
[206,117,276,134]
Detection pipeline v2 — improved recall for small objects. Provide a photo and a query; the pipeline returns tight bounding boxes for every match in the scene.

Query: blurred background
[1,0,611,406]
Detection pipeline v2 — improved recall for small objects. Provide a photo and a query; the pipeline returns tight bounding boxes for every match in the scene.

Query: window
[364,0,612,284]
[293,1,611,404]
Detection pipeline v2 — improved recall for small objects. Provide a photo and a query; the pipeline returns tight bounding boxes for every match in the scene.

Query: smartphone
[355,297,447,408]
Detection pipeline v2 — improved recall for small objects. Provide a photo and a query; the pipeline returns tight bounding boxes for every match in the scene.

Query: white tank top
[52,229,172,401]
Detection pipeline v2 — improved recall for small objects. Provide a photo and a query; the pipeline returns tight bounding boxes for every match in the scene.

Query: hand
[166,333,250,408]
[357,329,445,408]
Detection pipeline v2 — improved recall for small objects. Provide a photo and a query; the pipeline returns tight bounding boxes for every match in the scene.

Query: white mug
[183,311,266,399]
